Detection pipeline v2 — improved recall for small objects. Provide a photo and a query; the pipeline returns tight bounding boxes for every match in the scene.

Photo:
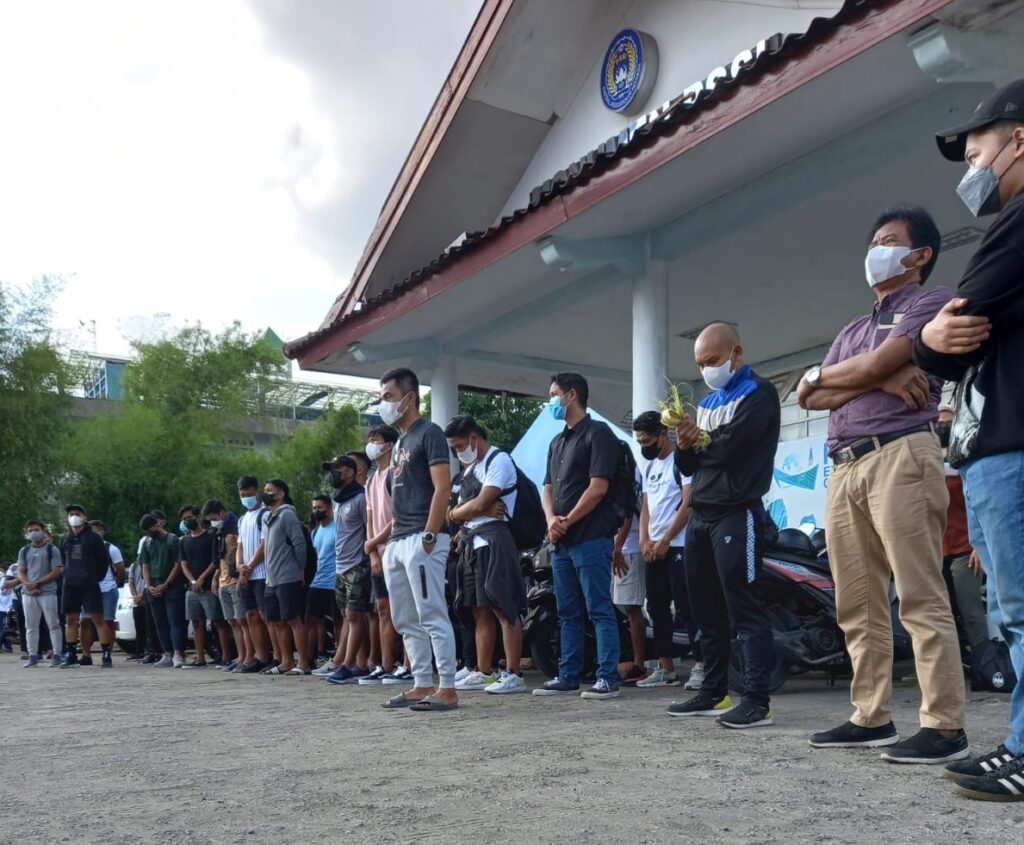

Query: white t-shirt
[643,454,691,546]
[464,448,517,549]
[621,468,643,555]
[0,563,17,612]
[99,542,124,592]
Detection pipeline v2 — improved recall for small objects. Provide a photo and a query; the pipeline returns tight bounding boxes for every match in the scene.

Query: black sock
[68,641,79,655]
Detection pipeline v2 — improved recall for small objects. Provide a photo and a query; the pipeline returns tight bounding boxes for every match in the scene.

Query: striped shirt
[238,507,266,580]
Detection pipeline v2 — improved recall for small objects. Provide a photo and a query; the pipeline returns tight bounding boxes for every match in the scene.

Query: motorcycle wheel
[728,645,790,694]
[529,615,561,680]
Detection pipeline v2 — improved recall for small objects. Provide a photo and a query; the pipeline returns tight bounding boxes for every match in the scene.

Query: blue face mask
[957,137,1013,218]
[178,520,187,534]
[548,396,567,421]
[240,495,258,510]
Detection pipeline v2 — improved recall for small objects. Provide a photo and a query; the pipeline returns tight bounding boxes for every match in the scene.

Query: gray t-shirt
[17,543,62,594]
[391,418,450,539]
[333,488,368,574]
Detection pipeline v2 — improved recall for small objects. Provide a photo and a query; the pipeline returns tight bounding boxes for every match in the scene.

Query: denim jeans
[551,537,620,686]
[146,589,187,654]
[962,451,1024,756]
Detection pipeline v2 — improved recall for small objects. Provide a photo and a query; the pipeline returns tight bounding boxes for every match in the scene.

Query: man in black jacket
[59,504,113,668]
[668,323,780,728]
[913,78,1024,800]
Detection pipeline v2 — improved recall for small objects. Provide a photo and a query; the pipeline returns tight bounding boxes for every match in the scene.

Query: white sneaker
[381,666,414,685]
[454,666,473,684]
[152,656,173,668]
[172,656,185,669]
[455,670,496,691]
[684,662,705,691]
[485,671,529,695]
[312,661,339,677]
[637,667,678,688]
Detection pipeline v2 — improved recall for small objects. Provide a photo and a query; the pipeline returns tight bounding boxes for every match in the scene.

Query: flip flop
[381,692,419,709]
[285,667,309,676]
[261,665,283,675]
[409,695,458,712]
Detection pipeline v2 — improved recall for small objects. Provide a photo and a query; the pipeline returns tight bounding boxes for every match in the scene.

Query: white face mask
[377,394,408,426]
[68,515,85,528]
[365,442,386,462]
[456,443,478,465]
[864,245,914,287]
[702,355,735,391]
[210,520,223,529]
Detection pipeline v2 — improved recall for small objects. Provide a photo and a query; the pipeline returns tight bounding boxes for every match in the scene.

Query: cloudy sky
[0,0,480,370]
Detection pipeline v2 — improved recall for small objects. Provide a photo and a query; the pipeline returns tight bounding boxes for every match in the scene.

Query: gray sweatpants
[383,532,457,688]
[23,593,63,656]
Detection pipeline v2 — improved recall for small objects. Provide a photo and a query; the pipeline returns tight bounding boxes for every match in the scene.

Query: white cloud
[0,0,479,365]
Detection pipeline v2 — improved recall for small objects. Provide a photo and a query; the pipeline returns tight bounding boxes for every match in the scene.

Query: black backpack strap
[486,449,518,497]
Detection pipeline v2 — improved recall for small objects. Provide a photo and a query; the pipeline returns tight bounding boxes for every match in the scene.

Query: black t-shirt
[60,528,112,587]
[180,530,219,584]
[544,414,620,546]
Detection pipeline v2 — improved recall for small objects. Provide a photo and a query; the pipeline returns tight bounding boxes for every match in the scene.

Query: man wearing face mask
[377,367,459,711]
[179,505,229,669]
[236,475,273,673]
[305,495,337,668]
[202,499,244,671]
[798,206,968,763]
[139,512,186,668]
[536,372,623,700]
[57,504,114,669]
[17,519,64,668]
[670,325,779,727]
[913,79,1024,800]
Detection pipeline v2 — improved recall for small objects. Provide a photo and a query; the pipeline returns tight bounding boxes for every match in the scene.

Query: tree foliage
[0,277,74,557]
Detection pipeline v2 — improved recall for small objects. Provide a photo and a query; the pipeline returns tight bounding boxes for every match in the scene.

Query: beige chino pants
[826,432,965,730]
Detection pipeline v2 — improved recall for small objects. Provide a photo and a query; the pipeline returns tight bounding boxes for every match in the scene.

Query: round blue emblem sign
[600,29,659,116]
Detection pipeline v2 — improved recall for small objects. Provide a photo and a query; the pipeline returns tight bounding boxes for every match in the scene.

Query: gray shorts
[186,588,223,622]
[613,552,646,607]
[218,583,245,621]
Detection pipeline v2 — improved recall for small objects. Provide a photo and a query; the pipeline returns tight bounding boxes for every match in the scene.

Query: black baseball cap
[936,78,1024,161]
[65,503,86,514]
[321,455,357,472]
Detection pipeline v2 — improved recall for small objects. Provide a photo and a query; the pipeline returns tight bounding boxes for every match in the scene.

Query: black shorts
[305,587,335,619]
[239,579,266,613]
[371,573,388,602]
[264,581,303,622]
[62,582,103,616]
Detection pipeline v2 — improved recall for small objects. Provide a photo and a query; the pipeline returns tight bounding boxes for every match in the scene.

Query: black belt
[831,424,934,466]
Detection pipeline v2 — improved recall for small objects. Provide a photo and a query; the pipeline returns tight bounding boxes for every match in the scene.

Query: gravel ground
[2,653,1023,845]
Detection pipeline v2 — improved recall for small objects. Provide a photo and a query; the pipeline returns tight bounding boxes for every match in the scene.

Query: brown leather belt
[831,424,934,466]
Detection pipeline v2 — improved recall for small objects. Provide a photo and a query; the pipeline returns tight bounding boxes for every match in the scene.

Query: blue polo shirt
[310,521,337,590]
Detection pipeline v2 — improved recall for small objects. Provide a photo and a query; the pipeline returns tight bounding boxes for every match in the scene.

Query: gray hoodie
[262,504,306,587]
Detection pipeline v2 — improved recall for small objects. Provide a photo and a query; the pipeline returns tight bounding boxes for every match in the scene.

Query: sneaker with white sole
[454,666,474,684]
[455,670,496,691]
[637,667,678,688]
[358,666,388,685]
[312,661,339,677]
[381,666,414,685]
[172,656,185,669]
[683,662,705,691]
[485,671,529,695]
[532,677,580,696]
[718,701,774,729]
[580,678,620,700]
[152,656,174,668]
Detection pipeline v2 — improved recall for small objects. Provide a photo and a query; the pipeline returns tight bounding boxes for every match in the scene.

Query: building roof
[284,0,883,360]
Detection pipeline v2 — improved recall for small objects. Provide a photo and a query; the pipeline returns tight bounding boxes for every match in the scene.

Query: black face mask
[640,443,662,461]
[312,510,328,522]
[937,423,952,449]
[328,471,344,489]
[261,492,278,507]
[184,518,200,531]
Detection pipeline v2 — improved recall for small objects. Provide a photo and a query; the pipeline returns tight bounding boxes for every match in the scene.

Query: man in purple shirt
[797,205,968,765]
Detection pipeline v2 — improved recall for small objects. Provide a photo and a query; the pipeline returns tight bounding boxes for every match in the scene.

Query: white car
[113,585,137,650]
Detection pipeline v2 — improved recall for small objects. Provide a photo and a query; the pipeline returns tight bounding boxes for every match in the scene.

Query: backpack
[608,440,642,525]
[482,450,546,550]
[970,639,1017,693]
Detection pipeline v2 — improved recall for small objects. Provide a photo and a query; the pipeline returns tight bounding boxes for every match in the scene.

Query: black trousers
[132,603,149,657]
[644,548,701,661]
[684,507,773,706]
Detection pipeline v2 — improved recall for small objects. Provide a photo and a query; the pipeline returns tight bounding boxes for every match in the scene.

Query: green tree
[63,323,361,550]
[0,276,75,558]
[423,389,542,450]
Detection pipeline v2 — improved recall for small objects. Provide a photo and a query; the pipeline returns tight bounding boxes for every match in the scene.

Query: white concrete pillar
[429,354,458,428]
[632,259,669,420]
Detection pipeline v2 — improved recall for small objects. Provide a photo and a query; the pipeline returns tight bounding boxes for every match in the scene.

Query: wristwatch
[805,365,823,388]
[422,531,437,545]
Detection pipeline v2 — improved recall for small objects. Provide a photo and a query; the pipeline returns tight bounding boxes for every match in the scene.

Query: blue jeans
[146,589,187,654]
[551,537,620,686]
[962,451,1024,756]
